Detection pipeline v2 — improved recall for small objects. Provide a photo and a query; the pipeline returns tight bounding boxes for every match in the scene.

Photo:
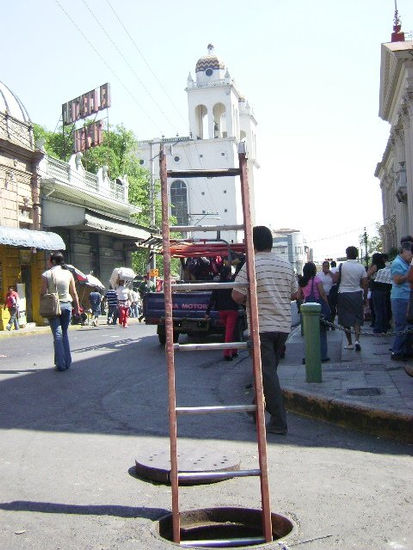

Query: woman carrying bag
[298,262,331,362]
[41,251,80,371]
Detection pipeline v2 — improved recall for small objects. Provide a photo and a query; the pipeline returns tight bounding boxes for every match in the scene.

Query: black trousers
[260,331,288,431]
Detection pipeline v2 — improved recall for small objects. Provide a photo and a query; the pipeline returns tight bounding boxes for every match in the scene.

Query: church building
[138,45,258,243]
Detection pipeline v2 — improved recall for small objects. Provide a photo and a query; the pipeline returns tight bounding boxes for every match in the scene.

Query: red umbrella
[65,264,88,283]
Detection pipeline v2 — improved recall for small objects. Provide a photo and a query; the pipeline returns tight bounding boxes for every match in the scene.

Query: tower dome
[194,44,227,85]
[0,81,31,123]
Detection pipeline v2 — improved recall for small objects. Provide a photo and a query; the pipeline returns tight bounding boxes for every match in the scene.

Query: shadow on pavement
[0,332,411,456]
[0,501,168,520]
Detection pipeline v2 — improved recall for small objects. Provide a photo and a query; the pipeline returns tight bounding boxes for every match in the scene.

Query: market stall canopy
[86,274,105,290]
[0,226,65,250]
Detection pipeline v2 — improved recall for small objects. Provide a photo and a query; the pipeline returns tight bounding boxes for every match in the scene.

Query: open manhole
[347,387,381,396]
[155,507,293,548]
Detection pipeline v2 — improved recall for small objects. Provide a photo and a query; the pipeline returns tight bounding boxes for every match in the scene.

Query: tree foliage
[33,122,180,277]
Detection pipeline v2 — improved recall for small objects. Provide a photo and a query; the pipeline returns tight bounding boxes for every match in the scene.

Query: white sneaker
[344,344,354,350]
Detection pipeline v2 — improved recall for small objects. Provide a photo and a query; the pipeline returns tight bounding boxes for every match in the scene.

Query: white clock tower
[139,45,258,243]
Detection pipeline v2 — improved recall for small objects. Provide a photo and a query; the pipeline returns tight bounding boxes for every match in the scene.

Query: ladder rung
[172,281,248,291]
[180,537,266,548]
[177,469,260,482]
[174,342,248,352]
[167,168,241,179]
[176,405,256,415]
[171,224,244,232]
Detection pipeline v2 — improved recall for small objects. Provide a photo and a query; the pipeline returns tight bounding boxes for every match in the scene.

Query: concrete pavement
[280,325,413,443]
[1,317,412,443]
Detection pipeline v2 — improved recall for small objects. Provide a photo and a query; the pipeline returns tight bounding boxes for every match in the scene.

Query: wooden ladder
[159,142,273,546]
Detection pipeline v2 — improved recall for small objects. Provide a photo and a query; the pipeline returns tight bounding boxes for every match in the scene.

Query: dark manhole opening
[347,387,381,396]
[156,507,293,547]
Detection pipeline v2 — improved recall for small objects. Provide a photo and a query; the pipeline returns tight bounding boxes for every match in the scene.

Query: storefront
[0,227,65,329]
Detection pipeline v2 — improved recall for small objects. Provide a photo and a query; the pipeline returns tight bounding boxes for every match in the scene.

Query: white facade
[138,46,258,243]
[375,16,413,252]
[272,228,308,274]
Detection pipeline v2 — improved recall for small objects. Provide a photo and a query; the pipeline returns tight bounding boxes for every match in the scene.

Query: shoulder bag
[39,269,61,318]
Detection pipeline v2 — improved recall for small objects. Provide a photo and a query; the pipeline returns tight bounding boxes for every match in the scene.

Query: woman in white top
[41,251,79,371]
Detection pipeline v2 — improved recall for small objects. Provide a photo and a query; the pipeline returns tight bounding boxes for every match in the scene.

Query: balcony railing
[42,155,128,203]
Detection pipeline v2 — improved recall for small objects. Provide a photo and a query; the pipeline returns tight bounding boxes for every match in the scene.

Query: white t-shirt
[116,286,131,304]
[338,260,367,294]
[318,271,334,295]
[42,266,73,302]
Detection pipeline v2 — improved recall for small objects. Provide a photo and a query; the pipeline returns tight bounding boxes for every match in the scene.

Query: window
[170,181,188,225]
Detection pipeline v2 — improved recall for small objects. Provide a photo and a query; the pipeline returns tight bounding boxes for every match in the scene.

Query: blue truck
[143,290,246,345]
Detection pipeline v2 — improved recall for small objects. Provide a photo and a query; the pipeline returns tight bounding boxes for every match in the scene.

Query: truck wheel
[157,327,179,345]
[157,326,166,345]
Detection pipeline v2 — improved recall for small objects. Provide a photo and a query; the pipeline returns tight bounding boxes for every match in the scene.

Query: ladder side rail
[160,145,181,543]
[238,151,273,543]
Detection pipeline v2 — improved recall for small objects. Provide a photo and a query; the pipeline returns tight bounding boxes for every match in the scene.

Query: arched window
[195,105,208,139]
[213,103,226,138]
[170,180,188,225]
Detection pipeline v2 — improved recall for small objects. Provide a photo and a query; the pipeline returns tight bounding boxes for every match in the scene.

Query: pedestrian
[298,262,331,362]
[366,253,385,328]
[390,241,413,360]
[116,279,132,328]
[336,246,368,351]
[318,261,334,297]
[232,226,298,435]
[328,260,339,325]
[4,285,19,331]
[88,289,102,327]
[105,286,118,325]
[41,251,80,371]
[205,265,240,361]
[129,289,140,318]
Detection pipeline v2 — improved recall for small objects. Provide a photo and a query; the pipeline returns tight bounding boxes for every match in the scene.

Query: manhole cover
[347,387,381,396]
[134,445,241,485]
[155,507,294,547]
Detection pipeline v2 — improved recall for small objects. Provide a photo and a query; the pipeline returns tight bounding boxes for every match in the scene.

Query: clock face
[205,68,213,76]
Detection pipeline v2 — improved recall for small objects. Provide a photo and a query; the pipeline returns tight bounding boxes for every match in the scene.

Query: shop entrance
[21,265,32,322]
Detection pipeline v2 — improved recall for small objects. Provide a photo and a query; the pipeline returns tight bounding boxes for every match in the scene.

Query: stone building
[138,45,258,243]
[40,153,151,289]
[0,81,64,329]
[375,11,413,252]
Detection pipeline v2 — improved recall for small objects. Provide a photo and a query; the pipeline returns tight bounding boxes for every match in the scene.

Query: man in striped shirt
[232,226,298,435]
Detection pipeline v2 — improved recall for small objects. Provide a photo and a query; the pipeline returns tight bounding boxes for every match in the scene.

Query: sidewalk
[280,326,413,443]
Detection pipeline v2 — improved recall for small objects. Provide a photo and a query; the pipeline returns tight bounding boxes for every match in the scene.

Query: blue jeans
[391,298,412,356]
[7,307,19,330]
[49,302,72,370]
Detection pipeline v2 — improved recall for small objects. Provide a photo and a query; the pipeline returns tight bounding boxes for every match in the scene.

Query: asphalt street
[0,323,412,549]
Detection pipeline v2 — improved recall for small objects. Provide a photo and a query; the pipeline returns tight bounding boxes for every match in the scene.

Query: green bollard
[301,302,322,383]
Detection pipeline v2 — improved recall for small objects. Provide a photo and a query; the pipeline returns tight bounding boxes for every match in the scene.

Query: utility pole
[149,140,156,286]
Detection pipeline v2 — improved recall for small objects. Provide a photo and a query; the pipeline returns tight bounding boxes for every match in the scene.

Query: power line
[54,0,164,135]
[104,0,187,126]
[81,0,179,134]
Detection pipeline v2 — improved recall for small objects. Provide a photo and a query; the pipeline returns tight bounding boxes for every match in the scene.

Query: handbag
[305,278,331,320]
[39,270,61,318]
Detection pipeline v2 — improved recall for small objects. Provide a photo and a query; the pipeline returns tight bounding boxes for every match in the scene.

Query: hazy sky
[3,0,413,260]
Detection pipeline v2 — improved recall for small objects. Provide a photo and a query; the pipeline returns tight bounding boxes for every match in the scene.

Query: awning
[83,213,151,240]
[0,226,66,250]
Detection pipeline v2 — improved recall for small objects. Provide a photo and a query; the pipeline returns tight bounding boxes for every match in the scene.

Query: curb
[283,388,413,444]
